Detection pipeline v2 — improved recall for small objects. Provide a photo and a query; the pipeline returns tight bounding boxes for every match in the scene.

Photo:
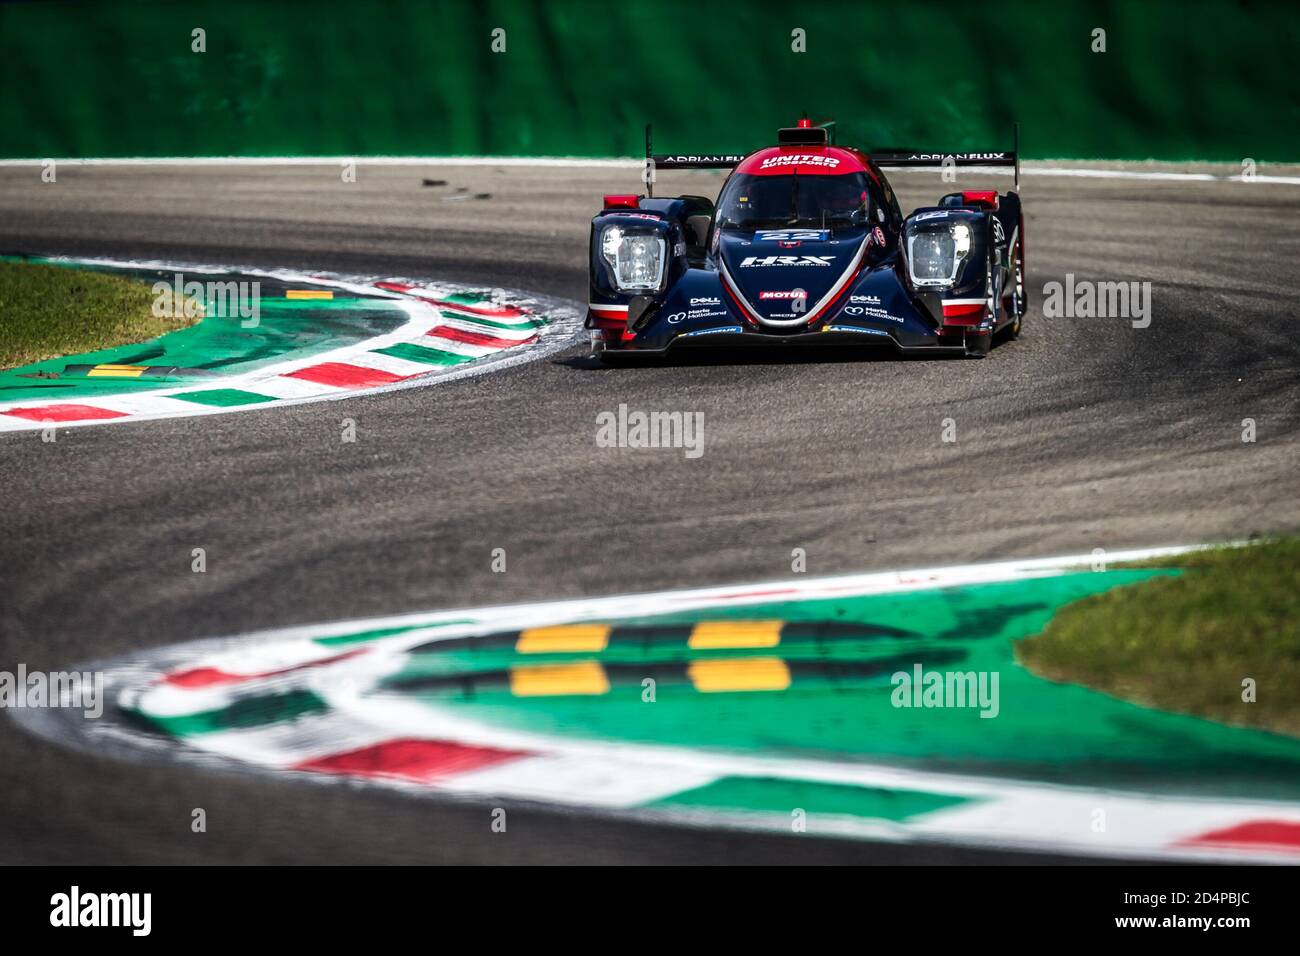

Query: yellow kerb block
[515,624,611,653]
[87,364,147,377]
[509,662,610,697]
[687,657,791,693]
[687,620,783,649]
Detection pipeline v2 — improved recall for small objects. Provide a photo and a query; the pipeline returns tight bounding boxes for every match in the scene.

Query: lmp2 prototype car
[587,120,1025,360]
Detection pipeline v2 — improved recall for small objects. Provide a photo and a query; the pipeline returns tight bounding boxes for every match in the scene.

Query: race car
[587,119,1025,360]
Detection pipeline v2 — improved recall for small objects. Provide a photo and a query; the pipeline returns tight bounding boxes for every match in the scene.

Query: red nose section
[603,194,640,209]
[961,190,999,210]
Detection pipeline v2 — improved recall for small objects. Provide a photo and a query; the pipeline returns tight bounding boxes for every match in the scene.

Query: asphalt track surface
[1,163,1298,864]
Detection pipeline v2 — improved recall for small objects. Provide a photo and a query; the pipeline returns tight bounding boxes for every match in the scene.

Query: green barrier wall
[1,0,1296,161]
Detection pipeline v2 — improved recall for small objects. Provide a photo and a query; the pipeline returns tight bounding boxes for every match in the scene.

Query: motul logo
[740,256,834,268]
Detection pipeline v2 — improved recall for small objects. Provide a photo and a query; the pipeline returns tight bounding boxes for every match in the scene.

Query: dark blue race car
[587,120,1026,360]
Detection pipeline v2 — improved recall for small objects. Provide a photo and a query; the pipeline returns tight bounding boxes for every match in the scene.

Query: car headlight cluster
[600,225,666,292]
[906,221,971,289]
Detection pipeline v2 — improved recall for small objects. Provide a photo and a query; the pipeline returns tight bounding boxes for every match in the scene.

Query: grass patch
[0,261,198,369]
[1016,539,1300,736]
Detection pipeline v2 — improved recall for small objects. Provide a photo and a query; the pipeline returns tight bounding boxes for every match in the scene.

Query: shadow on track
[555,343,973,370]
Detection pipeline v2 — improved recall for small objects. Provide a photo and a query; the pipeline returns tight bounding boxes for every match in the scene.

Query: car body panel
[588,126,1025,359]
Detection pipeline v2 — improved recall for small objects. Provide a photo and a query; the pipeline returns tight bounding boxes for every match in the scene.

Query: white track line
[1,156,1297,185]
[128,543,1205,662]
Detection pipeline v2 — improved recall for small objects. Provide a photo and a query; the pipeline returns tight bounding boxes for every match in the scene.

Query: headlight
[907,222,971,288]
[600,226,666,292]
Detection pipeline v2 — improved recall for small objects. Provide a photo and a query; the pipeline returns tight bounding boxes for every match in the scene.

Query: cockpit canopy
[716,171,878,231]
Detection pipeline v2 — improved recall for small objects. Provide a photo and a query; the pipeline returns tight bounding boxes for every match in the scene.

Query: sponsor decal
[824,325,889,336]
[759,154,841,170]
[871,225,886,247]
[850,294,881,305]
[740,255,835,268]
[660,154,746,165]
[843,305,905,323]
[667,307,729,324]
[690,296,721,306]
[906,152,1008,162]
[681,325,743,337]
[993,218,1006,244]
[759,290,809,300]
[913,210,950,222]
[756,230,829,242]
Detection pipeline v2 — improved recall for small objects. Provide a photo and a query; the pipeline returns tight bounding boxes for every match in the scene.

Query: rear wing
[650,154,746,170]
[640,120,1021,194]
[643,124,741,195]
[870,124,1021,191]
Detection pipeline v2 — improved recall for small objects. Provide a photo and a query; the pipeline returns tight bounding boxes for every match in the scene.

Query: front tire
[596,345,651,366]
[592,329,632,365]
[1008,227,1025,339]
[964,330,992,358]
[967,248,997,358]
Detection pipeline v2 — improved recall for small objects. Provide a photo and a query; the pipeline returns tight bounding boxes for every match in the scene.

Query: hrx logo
[740,256,834,268]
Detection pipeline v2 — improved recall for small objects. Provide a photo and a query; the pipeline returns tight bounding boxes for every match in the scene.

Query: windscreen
[716,172,873,230]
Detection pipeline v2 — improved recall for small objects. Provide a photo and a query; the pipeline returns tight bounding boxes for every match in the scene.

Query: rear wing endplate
[643,123,742,195]
[870,123,1021,191]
